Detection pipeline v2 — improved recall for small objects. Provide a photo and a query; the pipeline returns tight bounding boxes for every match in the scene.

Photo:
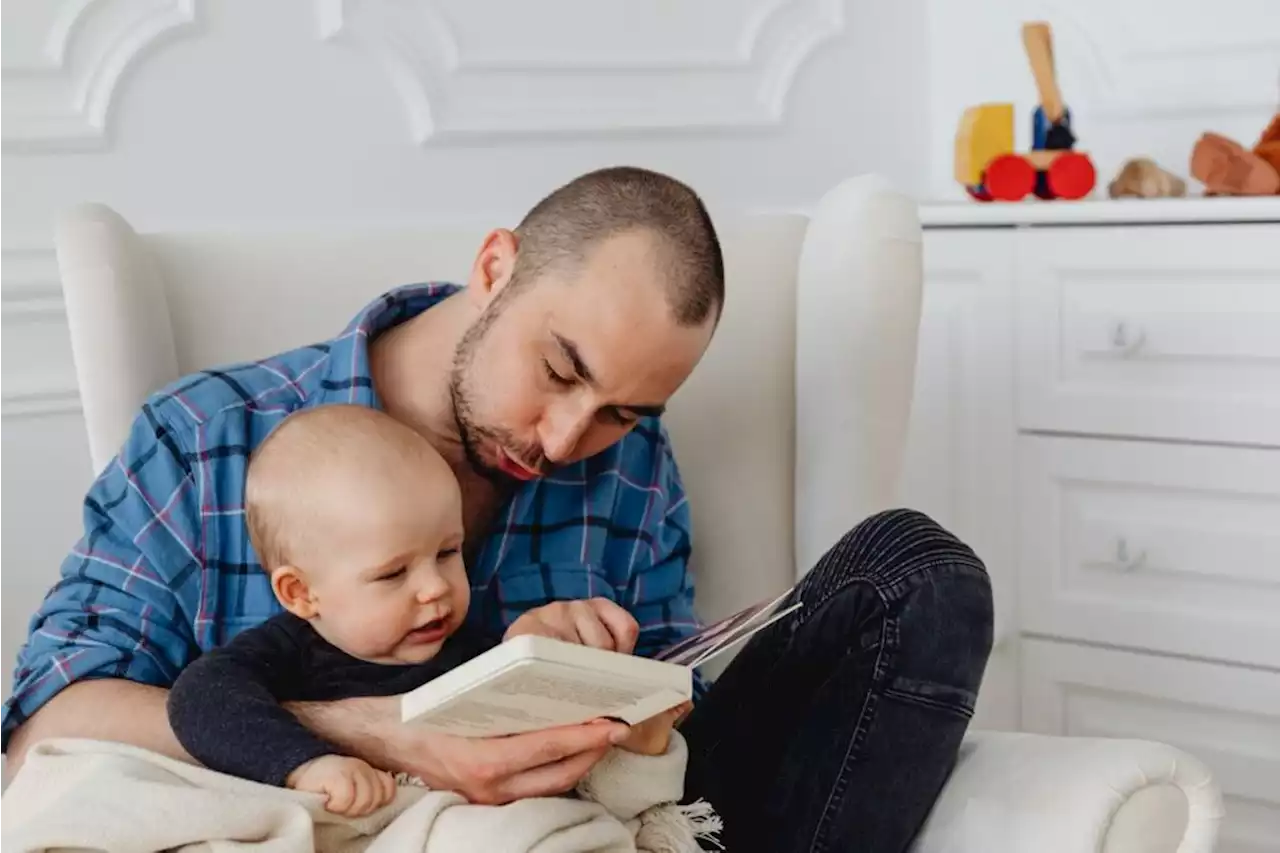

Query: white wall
[925,0,1280,200]
[1,0,929,698]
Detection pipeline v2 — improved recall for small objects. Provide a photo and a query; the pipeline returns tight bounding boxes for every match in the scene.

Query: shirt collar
[319,282,462,409]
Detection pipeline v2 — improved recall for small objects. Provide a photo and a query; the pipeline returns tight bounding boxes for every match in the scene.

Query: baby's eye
[377,566,407,582]
[437,547,460,561]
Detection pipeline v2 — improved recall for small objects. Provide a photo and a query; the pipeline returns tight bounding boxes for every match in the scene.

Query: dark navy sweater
[167,613,495,786]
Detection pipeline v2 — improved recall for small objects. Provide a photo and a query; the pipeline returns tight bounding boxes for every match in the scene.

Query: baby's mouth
[406,617,449,643]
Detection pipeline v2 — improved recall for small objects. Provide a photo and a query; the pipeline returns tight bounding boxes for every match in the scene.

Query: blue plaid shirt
[2,284,705,748]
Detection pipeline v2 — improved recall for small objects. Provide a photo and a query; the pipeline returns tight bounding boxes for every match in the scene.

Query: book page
[654,587,801,668]
[405,658,689,737]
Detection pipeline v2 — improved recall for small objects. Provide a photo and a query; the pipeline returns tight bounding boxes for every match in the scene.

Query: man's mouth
[496,447,542,481]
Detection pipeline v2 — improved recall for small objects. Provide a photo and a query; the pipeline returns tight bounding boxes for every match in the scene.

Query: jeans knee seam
[876,558,991,603]
[810,608,897,852]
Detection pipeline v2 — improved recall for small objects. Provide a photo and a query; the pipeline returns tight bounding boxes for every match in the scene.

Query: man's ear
[271,565,318,619]
[466,228,519,307]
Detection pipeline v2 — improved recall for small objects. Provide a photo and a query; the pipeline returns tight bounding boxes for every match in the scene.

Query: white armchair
[53,176,1223,852]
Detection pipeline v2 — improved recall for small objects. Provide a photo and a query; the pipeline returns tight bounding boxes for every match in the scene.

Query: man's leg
[680,509,994,853]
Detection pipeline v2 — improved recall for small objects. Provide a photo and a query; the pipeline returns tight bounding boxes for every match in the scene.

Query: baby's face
[296,456,470,665]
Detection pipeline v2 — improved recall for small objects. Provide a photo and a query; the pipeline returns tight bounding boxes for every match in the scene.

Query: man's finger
[483,720,624,778]
[507,613,575,644]
[590,598,639,654]
[494,745,611,802]
[572,603,616,650]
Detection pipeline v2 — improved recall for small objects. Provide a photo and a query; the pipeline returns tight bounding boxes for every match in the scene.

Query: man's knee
[807,508,989,594]
[889,559,994,720]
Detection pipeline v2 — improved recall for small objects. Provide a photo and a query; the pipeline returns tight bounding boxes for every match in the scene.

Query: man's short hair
[512,166,724,326]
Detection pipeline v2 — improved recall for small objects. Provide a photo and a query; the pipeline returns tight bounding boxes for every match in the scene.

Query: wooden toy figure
[954,22,1096,201]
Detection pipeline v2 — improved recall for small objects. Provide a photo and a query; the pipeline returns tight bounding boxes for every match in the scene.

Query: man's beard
[448,299,543,484]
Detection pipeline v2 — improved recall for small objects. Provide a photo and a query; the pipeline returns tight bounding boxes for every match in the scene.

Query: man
[3,166,992,852]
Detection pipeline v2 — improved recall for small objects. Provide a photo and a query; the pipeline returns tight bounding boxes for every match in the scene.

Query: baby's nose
[415,574,449,603]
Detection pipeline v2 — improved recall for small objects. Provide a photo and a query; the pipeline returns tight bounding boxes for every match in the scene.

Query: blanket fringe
[395,772,427,788]
[398,772,725,850]
[636,798,724,852]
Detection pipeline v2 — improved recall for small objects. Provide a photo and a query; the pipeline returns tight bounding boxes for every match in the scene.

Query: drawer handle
[1114,538,1147,572]
[1111,322,1147,357]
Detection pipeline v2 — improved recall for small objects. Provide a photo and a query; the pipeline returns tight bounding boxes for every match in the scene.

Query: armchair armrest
[911,731,1223,853]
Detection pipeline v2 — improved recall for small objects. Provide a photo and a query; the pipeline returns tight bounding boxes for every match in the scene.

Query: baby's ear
[272,566,318,619]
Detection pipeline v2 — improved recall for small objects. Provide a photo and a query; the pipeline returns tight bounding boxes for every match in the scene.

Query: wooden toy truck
[955,22,1096,201]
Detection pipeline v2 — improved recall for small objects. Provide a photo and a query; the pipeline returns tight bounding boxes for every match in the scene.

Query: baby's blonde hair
[245,404,449,571]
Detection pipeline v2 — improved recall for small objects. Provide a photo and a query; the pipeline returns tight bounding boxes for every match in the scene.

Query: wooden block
[1025,150,1062,169]
[955,103,1015,186]
[1021,22,1064,123]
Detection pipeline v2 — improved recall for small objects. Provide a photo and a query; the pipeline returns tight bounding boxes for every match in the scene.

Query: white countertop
[918,195,1280,227]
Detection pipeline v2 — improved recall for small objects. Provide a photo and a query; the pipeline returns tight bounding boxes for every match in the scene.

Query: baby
[166,405,702,837]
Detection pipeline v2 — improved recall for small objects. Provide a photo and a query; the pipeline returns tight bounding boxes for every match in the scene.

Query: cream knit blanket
[1,736,721,853]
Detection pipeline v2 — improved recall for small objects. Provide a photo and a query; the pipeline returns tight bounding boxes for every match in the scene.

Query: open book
[400,588,801,737]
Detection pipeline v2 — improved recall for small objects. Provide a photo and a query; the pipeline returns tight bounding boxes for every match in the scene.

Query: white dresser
[901,197,1280,853]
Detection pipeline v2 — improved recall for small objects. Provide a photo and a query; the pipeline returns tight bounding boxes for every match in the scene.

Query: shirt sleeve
[167,619,337,787]
[626,428,710,700]
[1,399,204,751]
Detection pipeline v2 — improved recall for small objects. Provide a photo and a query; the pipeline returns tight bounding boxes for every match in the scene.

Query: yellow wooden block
[954,103,1015,186]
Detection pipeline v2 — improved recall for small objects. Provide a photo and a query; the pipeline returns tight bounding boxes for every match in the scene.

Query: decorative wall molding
[2,247,64,310]
[2,247,83,419]
[1033,1,1280,119]
[316,0,844,143]
[0,384,83,417]
[2,0,199,153]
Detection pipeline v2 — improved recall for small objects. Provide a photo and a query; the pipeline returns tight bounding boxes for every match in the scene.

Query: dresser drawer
[1014,224,1280,447]
[1022,638,1280,853]
[1018,435,1280,669]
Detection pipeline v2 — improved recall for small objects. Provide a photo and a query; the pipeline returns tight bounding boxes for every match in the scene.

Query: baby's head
[246,404,468,665]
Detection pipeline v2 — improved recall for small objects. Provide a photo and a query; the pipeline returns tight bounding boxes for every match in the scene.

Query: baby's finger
[352,768,374,815]
[328,776,355,814]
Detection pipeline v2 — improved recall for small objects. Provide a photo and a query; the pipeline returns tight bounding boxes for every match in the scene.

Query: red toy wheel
[1047,152,1096,200]
[983,155,1036,201]
[966,185,994,202]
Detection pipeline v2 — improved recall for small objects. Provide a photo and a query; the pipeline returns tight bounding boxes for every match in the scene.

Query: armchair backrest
[54,175,922,628]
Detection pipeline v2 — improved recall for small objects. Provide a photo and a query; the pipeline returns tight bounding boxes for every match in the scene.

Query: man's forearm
[286,696,402,772]
[5,682,400,779]
[5,680,193,779]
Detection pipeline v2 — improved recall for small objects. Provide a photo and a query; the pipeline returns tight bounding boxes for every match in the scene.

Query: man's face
[449,229,715,482]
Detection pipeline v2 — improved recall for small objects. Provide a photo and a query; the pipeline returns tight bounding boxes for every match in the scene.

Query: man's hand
[414,718,631,804]
[290,696,631,806]
[617,701,693,756]
[503,597,639,653]
[287,754,395,816]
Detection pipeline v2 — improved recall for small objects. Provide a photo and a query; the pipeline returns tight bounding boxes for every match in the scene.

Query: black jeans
[681,509,994,852]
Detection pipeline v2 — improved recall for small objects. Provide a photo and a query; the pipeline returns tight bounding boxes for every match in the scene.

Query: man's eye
[377,567,407,582]
[543,359,573,387]
[602,408,637,427]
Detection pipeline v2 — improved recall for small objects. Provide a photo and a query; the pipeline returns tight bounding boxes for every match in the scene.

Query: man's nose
[539,402,594,464]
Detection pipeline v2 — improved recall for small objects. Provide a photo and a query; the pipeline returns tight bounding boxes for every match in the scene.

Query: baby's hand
[617,701,693,756]
[287,754,396,816]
